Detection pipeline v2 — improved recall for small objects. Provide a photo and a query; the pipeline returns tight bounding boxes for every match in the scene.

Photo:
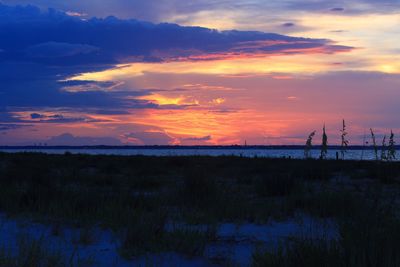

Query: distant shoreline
[0,145,393,150]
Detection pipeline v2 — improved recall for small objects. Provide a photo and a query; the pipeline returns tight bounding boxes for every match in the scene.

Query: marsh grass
[51,222,62,237]
[0,234,90,267]
[252,190,400,267]
[120,211,168,256]
[76,227,95,246]
[180,166,220,208]
[252,238,342,267]
[255,173,301,197]
[166,226,217,257]
[252,213,400,267]
[1,153,400,260]
[120,211,216,258]
[297,191,362,219]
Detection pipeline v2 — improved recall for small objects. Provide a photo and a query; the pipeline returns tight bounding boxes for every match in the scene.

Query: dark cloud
[28,113,106,123]
[330,7,345,12]
[330,30,347,33]
[0,61,159,113]
[30,113,45,119]
[0,3,352,66]
[282,22,295,27]
[26,42,99,58]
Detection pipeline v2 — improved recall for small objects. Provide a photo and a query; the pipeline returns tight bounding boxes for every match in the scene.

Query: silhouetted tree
[340,119,349,160]
[388,130,396,161]
[320,125,328,159]
[370,128,378,160]
[304,131,316,159]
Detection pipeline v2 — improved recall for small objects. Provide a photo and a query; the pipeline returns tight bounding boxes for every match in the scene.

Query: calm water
[0,148,384,161]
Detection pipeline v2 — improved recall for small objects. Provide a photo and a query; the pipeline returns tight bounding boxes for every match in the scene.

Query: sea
[0,147,389,161]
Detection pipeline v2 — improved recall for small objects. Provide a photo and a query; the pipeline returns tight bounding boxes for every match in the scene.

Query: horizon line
[0,145,394,150]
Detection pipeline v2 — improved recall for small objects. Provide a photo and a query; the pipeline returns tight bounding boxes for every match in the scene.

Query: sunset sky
[1,0,400,145]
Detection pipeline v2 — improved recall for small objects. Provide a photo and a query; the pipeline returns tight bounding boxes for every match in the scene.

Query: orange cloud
[211,98,226,105]
[136,94,199,106]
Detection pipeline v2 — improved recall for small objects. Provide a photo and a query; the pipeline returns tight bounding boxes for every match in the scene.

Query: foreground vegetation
[0,152,400,266]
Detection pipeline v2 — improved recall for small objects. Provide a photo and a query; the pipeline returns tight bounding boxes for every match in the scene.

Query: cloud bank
[0,3,353,126]
[0,4,352,66]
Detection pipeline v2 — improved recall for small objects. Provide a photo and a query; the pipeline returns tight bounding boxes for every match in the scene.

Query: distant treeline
[1,145,399,150]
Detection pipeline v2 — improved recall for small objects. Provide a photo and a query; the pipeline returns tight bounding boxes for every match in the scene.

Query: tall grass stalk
[381,135,387,161]
[340,119,349,160]
[370,128,378,160]
[388,130,396,161]
[304,131,316,159]
[320,125,328,160]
